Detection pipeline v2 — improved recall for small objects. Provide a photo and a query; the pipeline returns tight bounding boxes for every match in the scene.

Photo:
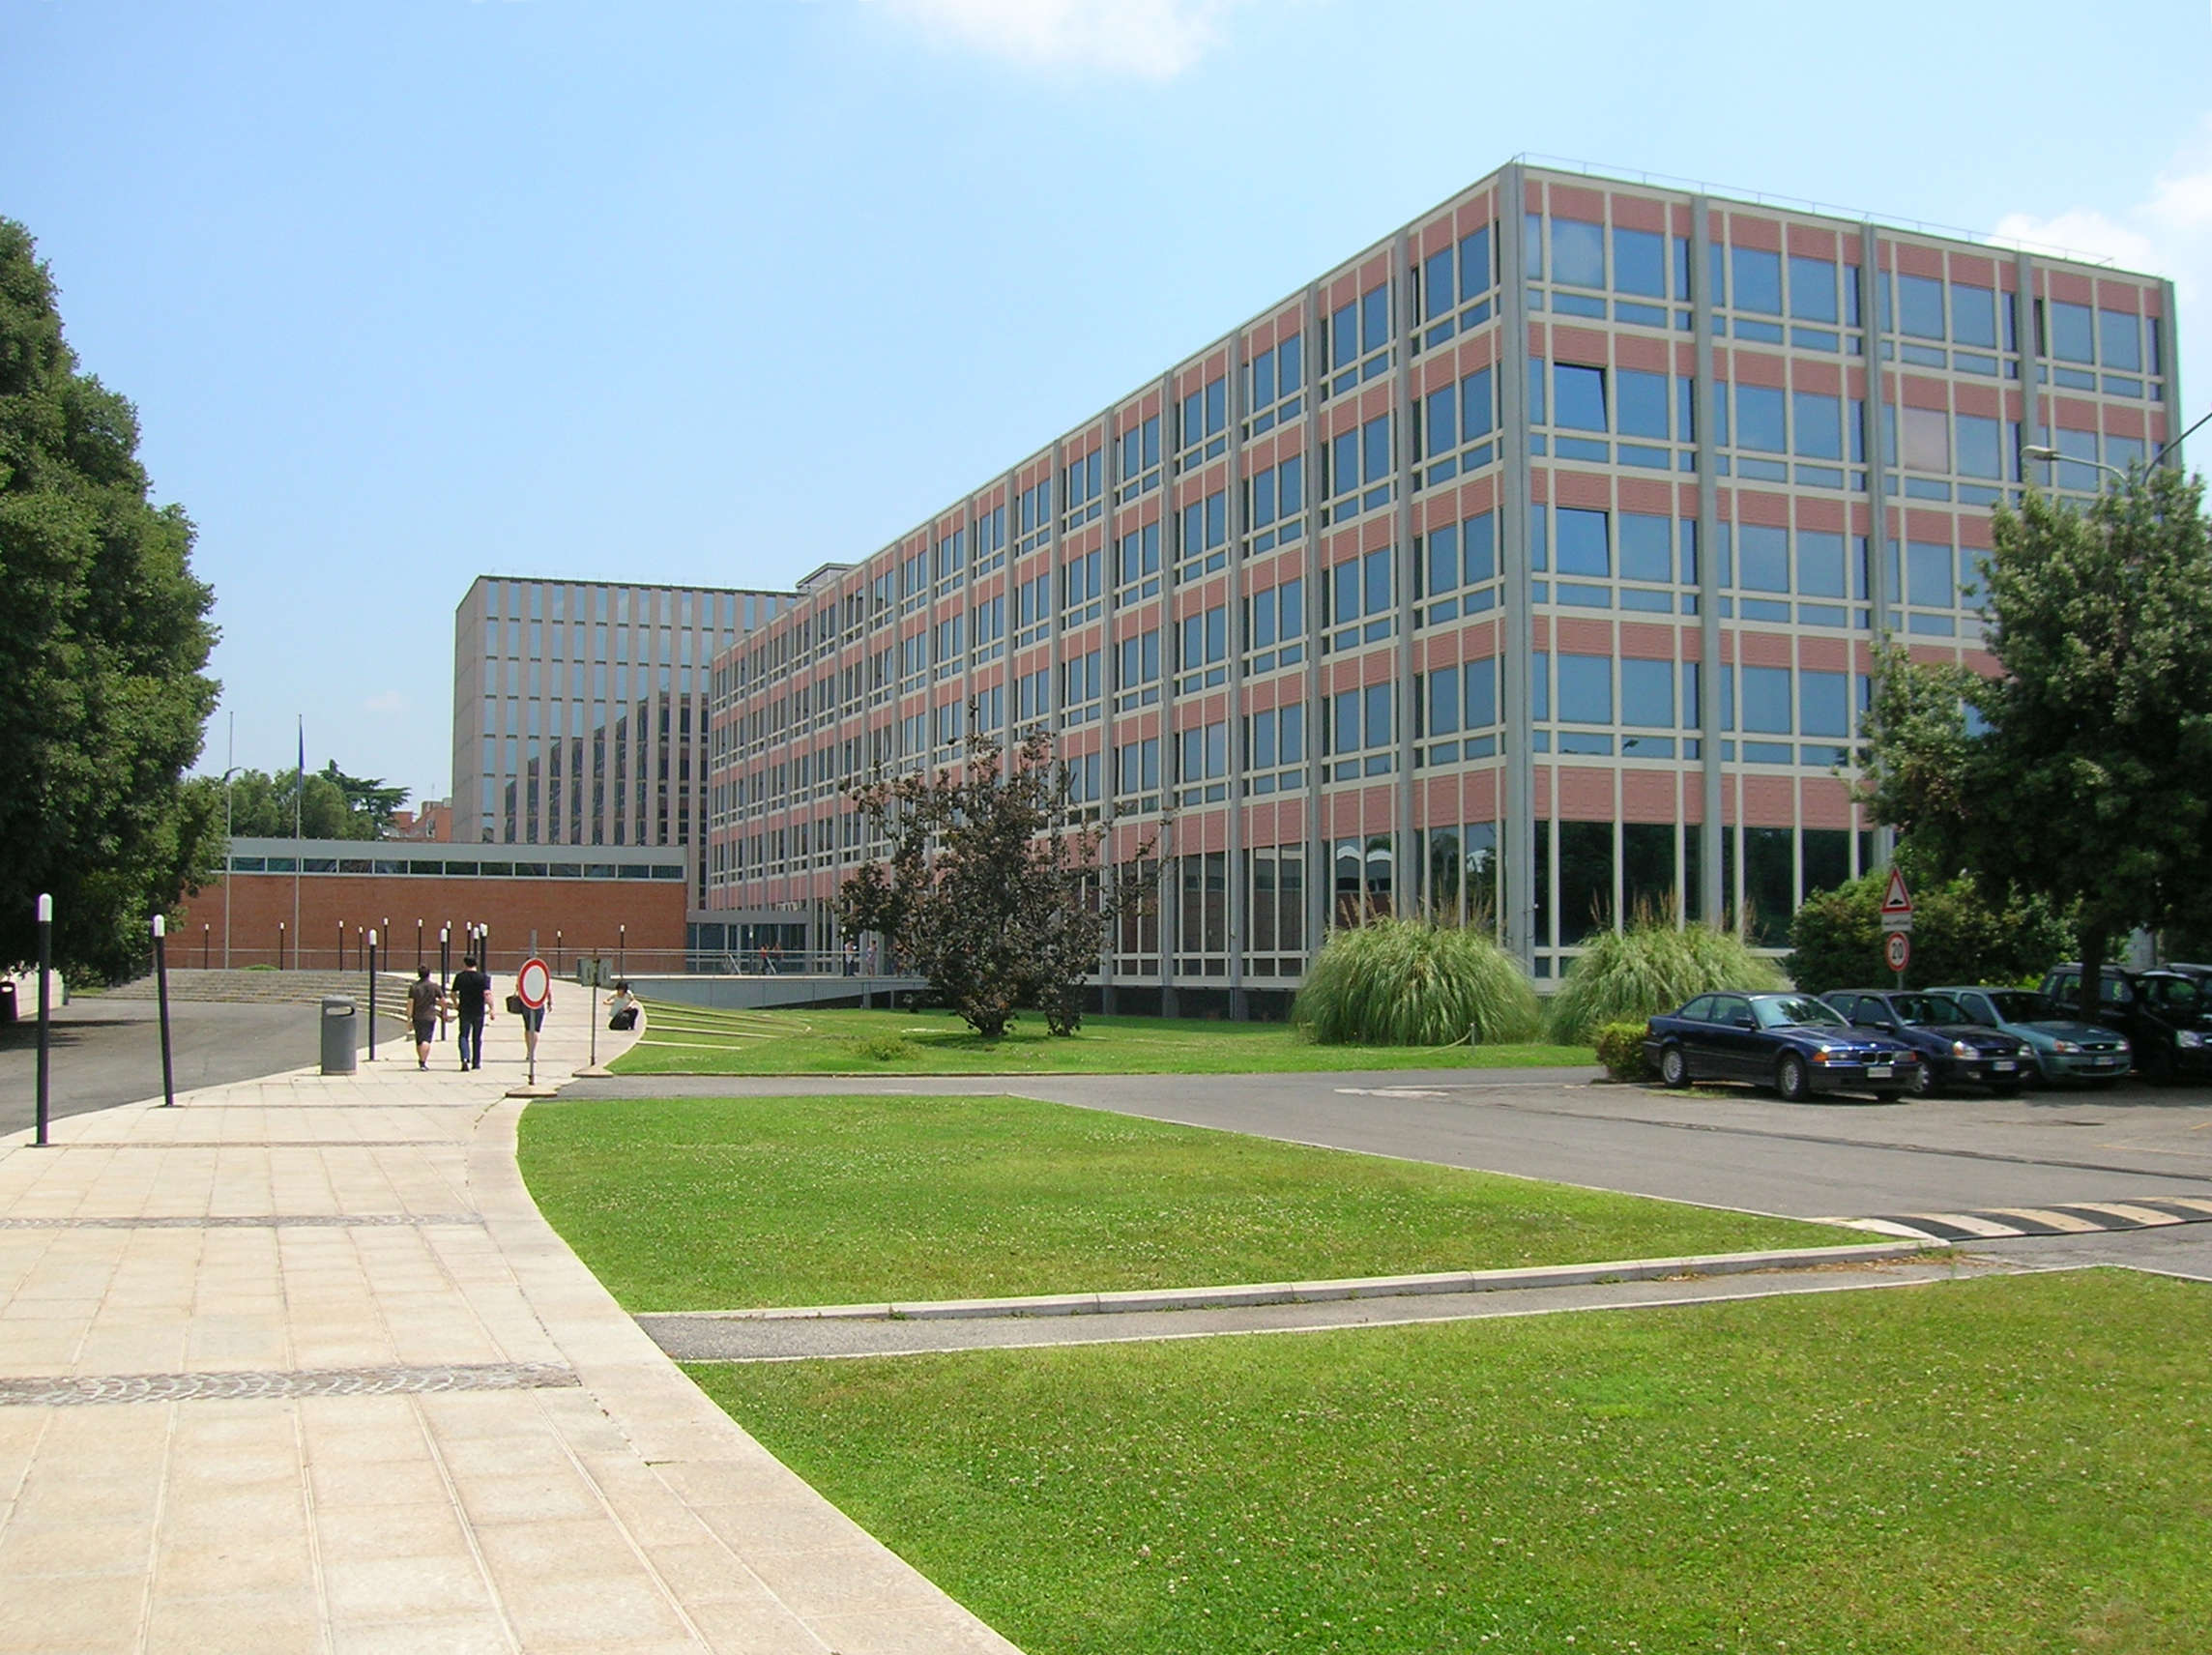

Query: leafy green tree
[0,218,218,981]
[184,766,385,841]
[834,726,1152,1038]
[1786,869,2071,996]
[1857,466,2212,1022]
[319,761,408,833]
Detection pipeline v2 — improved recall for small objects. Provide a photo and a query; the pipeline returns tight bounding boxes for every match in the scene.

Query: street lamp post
[277,920,286,971]
[153,915,175,1108]
[366,928,378,1062]
[34,894,51,1147]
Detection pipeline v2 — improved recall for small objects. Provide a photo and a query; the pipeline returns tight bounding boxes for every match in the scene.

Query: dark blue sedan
[1643,992,1923,1101]
[1819,989,2032,1095]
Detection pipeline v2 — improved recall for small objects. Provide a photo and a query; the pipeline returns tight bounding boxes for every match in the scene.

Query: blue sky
[5,0,2208,808]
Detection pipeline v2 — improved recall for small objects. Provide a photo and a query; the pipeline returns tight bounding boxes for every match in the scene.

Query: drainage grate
[0,1361,579,1408]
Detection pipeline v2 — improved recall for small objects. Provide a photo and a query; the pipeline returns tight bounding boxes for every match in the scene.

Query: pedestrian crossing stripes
[1841,1197,2212,1243]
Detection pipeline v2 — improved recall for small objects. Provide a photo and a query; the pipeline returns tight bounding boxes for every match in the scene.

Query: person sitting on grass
[605,980,641,1031]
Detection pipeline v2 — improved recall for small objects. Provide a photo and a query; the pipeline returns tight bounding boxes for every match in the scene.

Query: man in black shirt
[451,955,494,1070]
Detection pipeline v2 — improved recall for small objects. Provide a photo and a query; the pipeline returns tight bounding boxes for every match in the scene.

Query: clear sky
[5,0,2208,810]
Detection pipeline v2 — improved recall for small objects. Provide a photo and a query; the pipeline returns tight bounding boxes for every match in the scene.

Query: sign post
[1880,867,1915,987]
[515,955,552,1089]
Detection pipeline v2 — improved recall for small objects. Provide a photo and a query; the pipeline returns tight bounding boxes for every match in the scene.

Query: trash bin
[320,997,358,1075]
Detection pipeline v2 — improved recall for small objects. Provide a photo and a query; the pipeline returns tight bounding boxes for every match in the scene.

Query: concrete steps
[101,969,418,1017]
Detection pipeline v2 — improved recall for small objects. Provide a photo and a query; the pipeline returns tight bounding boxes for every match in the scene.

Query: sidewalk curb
[659,1240,1937,1324]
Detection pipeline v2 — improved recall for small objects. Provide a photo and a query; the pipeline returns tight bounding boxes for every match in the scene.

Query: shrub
[1292,917,1541,1046]
[1593,1021,1653,1081]
[1786,870,2071,995]
[849,1033,918,1062]
[1545,920,1785,1046]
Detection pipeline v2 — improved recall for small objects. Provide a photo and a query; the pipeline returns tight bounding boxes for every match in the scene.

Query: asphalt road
[0,997,367,1134]
[563,1068,2212,1281]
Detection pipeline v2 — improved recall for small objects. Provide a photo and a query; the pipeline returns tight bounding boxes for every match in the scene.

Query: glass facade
[451,577,790,908]
[699,163,2179,1005]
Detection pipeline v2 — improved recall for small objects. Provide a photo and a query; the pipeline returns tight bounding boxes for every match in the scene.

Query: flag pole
[294,715,304,968]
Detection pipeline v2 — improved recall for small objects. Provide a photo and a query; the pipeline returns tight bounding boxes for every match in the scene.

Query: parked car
[1643,991,1922,1101]
[1819,989,2032,1095]
[2039,964,2212,1083]
[1927,986,2132,1087]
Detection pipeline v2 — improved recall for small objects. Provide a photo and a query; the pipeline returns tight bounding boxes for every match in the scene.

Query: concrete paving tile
[731,1545,949,1619]
[328,1612,516,1655]
[315,1501,471,1562]
[322,1551,495,1623]
[309,1456,454,1509]
[12,1471,163,1525]
[452,1468,606,1525]
[631,1542,777,1608]
[470,1515,642,1580]
[157,1489,316,1545]
[144,1590,321,1655]
[152,1536,315,1597]
[687,1495,869,1556]
[497,1572,694,1647]
[683,1594,830,1654]
[0,1519,154,1579]
[806,1605,1023,1655]
[435,1432,575,1480]
[0,1571,146,1653]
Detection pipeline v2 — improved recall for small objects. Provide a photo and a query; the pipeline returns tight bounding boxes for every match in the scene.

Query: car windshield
[1891,993,1965,1027]
[1754,996,1848,1030]
[1985,990,2061,1022]
[2148,978,2205,1015]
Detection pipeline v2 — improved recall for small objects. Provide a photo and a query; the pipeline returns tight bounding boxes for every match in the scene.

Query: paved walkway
[0,1016,1019,1653]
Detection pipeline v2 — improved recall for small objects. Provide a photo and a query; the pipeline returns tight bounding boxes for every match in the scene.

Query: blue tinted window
[1362,415,1391,482]
[1619,514,1671,583]
[1739,525,1790,592]
[1617,369,1668,439]
[1800,670,1848,737]
[1789,256,1838,323]
[1957,415,2002,479]
[1423,248,1454,321]
[1557,508,1610,577]
[1529,506,1547,572]
[1330,559,1358,623]
[1614,227,1666,298]
[1952,284,1997,349]
[1621,658,1674,727]
[1525,215,1544,280]
[1898,275,1945,340]
[1363,548,1391,614]
[1427,667,1461,735]
[1466,656,1499,727]
[1796,531,1846,597]
[1421,388,1456,457]
[1732,247,1782,314]
[1330,302,1356,369]
[1791,392,1842,459]
[1736,385,1786,452]
[1527,358,1546,424]
[1360,284,1390,354]
[1462,367,1494,437]
[1557,654,1613,724]
[1552,218,1606,289]
[1554,363,1606,431]
[1741,665,1791,733]
[1280,334,1303,390]
[2050,301,2094,363]
[2099,308,2141,371]
[1907,540,1954,608]
[1464,511,1497,583]
[1424,523,1459,595]
[1279,455,1303,514]
[1459,227,1492,301]
[1363,682,1392,748]
[1329,429,1357,496]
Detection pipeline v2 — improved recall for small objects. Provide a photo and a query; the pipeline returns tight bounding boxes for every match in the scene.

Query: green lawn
[518,1092,1860,1311]
[613,1001,1596,1075]
[693,1268,2212,1654]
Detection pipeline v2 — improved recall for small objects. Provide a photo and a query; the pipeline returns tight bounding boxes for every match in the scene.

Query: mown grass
[612,1002,1595,1076]
[518,1092,1857,1311]
[692,1268,2212,1655]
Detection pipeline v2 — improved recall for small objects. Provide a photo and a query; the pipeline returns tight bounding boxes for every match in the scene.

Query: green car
[1929,986,2133,1087]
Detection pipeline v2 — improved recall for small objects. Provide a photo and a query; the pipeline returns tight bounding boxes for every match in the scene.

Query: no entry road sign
[516,956,552,1010]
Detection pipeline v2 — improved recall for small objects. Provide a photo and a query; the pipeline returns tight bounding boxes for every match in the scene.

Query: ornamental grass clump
[1545,915,1786,1046]
[1292,917,1541,1046]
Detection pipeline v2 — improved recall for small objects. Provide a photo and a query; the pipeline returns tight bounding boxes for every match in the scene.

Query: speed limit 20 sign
[1883,931,1911,973]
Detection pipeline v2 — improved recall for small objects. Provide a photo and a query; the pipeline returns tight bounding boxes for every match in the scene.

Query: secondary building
[700,159,2180,1014]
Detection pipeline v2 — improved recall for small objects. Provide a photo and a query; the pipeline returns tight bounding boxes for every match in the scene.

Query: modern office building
[452,577,794,910]
[702,159,2182,1012]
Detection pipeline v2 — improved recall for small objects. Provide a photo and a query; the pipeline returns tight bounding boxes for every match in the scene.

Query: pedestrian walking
[513,968,550,1065]
[405,966,447,1071]
[451,954,494,1070]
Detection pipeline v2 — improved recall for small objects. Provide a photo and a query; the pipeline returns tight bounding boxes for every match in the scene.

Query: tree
[1786,867,2072,996]
[0,218,219,982]
[833,726,1153,1038]
[1857,466,2212,1022]
[319,761,408,833]
[185,764,392,841]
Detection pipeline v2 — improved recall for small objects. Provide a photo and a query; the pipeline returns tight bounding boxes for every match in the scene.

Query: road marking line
[1903,1212,2029,1238]
[1982,1207,2106,1234]
[2058,1202,2186,1227]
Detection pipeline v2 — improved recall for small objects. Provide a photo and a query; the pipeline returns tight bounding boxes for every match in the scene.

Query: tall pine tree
[0,218,219,981]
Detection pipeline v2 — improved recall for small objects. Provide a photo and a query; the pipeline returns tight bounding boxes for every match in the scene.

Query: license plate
[1994,1060,2015,1071]
[1867,1064,1893,1080]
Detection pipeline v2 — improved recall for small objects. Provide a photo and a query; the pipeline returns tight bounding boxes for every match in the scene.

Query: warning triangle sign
[1879,866,1913,917]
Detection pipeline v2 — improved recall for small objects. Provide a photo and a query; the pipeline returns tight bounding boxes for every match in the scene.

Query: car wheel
[1775,1054,1810,1102]
[1659,1045,1690,1089]
[1908,1060,1939,1098]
